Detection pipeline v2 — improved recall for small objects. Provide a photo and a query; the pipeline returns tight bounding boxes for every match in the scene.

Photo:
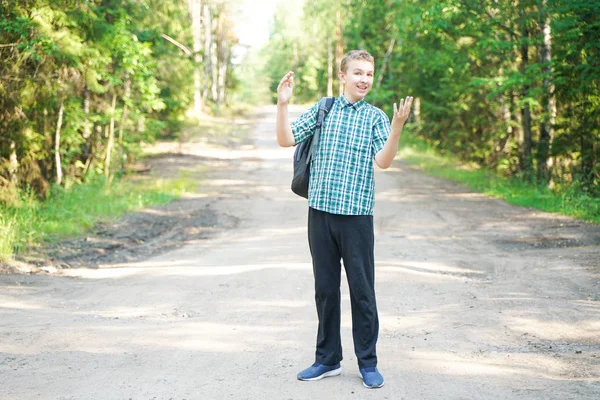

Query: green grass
[0,174,195,262]
[398,133,600,225]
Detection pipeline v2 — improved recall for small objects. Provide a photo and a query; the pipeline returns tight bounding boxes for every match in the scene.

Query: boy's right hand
[277,71,294,105]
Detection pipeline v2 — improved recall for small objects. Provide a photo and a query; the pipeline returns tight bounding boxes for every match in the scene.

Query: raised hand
[391,96,414,133]
[277,71,294,105]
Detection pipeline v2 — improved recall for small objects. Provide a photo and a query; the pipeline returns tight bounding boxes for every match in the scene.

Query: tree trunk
[43,107,49,156]
[216,10,227,106]
[83,124,102,178]
[54,99,64,185]
[519,5,533,177]
[521,104,533,176]
[118,77,131,169]
[188,0,204,116]
[83,88,91,139]
[500,92,513,152]
[202,3,213,104]
[536,0,556,183]
[512,91,522,154]
[413,97,421,128]
[376,38,395,88]
[9,141,17,185]
[327,35,333,97]
[580,98,596,189]
[104,93,117,178]
[217,53,227,106]
[210,5,218,103]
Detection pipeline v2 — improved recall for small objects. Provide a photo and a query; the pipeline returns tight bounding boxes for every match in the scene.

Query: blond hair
[340,50,375,73]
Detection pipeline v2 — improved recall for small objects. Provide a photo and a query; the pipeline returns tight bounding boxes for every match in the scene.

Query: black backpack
[291,97,335,198]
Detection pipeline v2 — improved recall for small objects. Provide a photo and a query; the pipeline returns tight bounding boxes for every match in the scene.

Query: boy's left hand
[391,96,414,133]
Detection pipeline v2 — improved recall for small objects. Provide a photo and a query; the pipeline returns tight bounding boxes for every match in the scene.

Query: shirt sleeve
[291,102,319,145]
[372,108,391,157]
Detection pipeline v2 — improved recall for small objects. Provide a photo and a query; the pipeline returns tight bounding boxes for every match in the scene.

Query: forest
[1,0,237,201]
[1,0,599,209]
[263,0,599,197]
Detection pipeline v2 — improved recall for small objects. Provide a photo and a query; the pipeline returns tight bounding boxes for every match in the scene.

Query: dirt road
[1,106,599,400]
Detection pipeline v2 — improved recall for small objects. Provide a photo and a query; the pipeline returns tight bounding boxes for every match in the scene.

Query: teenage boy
[276,50,413,389]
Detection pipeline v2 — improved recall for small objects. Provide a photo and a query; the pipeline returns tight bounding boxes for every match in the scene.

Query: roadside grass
[0,111,251,264]
[398,132,600,225]
[0,174,195,262]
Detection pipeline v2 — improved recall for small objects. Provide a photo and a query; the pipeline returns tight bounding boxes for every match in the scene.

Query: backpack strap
[307,97,335,164]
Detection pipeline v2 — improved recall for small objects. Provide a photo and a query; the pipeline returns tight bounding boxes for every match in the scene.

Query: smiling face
[338,59,374,103]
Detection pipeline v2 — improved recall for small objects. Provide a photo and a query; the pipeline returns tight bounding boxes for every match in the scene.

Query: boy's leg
[336,214,379,368]
[308,207,343,366]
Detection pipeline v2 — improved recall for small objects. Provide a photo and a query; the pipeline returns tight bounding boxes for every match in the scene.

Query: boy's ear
[337,70,345,83]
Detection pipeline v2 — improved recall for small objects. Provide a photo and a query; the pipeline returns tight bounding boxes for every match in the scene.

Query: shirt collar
[339,95,366,110]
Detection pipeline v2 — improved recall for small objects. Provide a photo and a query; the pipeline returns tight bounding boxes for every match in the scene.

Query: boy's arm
[375,96,413,169]
[276,71,295,147]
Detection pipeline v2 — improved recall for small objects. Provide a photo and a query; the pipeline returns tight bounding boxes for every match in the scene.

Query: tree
[0,0,239,198]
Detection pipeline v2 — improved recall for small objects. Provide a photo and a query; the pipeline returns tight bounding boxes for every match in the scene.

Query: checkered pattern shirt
[291,95,391,215]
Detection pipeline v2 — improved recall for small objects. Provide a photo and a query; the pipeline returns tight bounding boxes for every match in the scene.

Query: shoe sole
[298,367,342,381]
[358,371,385,388]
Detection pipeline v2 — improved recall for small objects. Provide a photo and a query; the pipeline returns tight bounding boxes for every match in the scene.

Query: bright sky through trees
[234,0,281,49]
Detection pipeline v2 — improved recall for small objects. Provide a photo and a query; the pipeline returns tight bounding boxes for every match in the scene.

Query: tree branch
[160,33,192,56]
[376,38,395,88]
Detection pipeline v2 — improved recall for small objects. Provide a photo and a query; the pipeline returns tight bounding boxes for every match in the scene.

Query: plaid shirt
[291,95,391,215]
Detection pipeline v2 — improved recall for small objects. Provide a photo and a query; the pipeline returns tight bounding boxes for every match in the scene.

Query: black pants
[308,207,379,368]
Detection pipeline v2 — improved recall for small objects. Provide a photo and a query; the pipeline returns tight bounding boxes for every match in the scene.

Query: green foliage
[0,174,195,262]
[550,0,600,192]
[399,132,600,224]
[260,0,598,215]
[0,0,228,197]
[262,0,345,103]
[262,0,311,103]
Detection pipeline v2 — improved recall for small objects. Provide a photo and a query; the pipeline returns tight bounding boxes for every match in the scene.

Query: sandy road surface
[1,106,600,400]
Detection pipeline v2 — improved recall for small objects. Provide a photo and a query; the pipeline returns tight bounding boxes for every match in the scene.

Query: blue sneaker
[297,362,342,381]
[359,366,384,388]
